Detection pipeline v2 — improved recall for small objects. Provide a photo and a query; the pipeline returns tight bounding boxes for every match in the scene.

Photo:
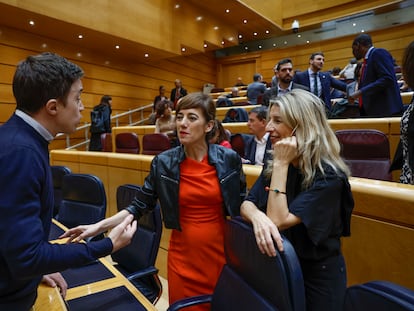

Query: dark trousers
[301,255,347,311]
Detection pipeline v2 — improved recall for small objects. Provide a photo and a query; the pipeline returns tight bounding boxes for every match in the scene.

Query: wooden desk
[401,91,413,104]
[34,220,156,311]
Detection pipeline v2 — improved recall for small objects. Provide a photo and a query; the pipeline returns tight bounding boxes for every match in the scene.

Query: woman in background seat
[62,92,246,310]
[208,119,231,149]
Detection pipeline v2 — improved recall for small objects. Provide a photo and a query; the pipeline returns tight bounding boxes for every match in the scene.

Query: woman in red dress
[62,92,246,310]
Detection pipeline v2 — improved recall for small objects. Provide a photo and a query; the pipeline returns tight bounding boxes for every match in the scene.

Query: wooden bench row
[50,150,414,290]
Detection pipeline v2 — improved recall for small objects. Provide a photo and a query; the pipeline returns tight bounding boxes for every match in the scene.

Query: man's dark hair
[12,52,84,113]
[310,52,324,60]
[249,106,268,121]
[253,73,262,82]
[276,58,292,71]
[353,34,373,47]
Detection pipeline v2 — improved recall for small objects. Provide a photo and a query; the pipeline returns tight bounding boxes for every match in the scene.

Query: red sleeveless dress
[168,155,226,310]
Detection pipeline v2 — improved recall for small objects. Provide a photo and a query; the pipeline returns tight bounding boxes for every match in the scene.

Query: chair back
[56,174,106,240]
[142,133,171,155]
[100,133,113,152]
[50,165,72,217]
[230,133,247,158]
[115,132,140,154]
[335,129,392,181]
[344,281,414,310]
[111,184,163,303]
[213,217,305,311]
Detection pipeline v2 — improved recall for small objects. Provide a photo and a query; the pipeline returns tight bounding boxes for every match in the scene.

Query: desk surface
[34,220,156,311]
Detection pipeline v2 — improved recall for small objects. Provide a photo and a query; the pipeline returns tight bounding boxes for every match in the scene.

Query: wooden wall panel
[0,24,216,128]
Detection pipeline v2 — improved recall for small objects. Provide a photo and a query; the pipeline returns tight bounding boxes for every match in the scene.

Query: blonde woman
[241,89,354,311]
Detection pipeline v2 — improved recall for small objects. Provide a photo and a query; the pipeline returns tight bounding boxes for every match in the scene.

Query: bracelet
[264,186,287,195]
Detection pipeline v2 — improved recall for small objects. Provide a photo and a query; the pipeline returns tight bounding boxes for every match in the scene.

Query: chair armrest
[167,295,212,311]
[126,266,158,281]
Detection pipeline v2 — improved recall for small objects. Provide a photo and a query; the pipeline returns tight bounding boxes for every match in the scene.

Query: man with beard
[263,58,309,106]
[293,52,347,112]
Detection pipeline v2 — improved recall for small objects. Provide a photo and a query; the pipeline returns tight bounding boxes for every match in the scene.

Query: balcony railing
[56,104,153,150]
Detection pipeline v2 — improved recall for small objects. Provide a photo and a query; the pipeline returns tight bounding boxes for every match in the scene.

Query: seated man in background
[216,87,239,107]
[244,106,272,165]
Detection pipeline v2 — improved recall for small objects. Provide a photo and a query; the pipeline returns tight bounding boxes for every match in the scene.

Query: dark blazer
[170,87,187,106]
[126,144,246,230]
[244,135,272,165]
[262,83,310,106]
[359,48,403,117]
[293,70,346,110]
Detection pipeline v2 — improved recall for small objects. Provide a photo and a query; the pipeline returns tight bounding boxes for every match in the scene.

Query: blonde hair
[265,89,350,188]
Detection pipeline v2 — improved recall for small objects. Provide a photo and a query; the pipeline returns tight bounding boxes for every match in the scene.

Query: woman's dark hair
[402,41,414,88]
[156,99,173,117]
[208,119,228,143]
[100,95,112,105]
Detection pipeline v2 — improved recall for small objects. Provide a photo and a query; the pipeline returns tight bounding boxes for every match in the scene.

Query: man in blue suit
[293,52,346,112]
[348,33,403,117]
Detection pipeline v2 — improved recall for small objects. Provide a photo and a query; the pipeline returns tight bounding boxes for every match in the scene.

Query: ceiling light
[273,43,276,47]
[225,9,230,13]
[29,20,35,26]
[115,45,120,49]
[78,34,83,39]
[258,45,262,49]
[214,26,219,30]
[221,40,225,45]
[306,40,310,44]
[297,34,301,38]
[253,32,257,36]
[181,47,186,52]
[353,23,356,27]
[265,30,270,34]
[41,43,47,49]
[238,34,243,39]
[204,43,208,48]
[243,19,248,24]
[144,53,149,58]
[244,46,249,50]
[228,37,234,41]
[196,16,203,21]
[175,4,180,9]
[76,52,82,57]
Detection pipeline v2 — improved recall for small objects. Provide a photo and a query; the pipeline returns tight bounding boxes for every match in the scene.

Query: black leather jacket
[126,144,246,230]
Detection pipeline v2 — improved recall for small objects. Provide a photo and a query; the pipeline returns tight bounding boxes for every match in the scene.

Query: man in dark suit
[244,106,272,165]
[263,58,309,106]
[293,52,346,111]
[348,33,403,117]
[170,79,187,109]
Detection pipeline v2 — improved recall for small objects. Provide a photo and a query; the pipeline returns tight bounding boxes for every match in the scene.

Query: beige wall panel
[343,215,414,289]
